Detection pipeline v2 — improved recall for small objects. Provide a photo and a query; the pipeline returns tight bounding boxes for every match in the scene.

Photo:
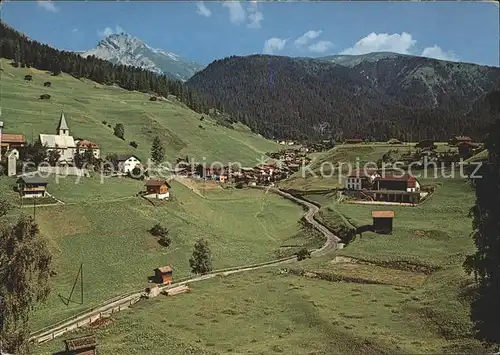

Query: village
[0,111,485,206]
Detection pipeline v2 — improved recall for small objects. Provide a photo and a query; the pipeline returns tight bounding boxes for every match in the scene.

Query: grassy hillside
[33,174,488,354]
[0,58,279,166]
[0,175,311,329]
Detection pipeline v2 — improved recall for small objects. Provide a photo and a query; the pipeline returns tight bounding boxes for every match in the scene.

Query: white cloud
[421,45,458,61]
[97,25,125,38]
[340,32,459,62]
[222,1,246,25]
[308,40,334,53]
[196,2,211,17]
[37,0,59,13]
[340,32,416,55]
[247,3,263,29]
[295,30,322,47]
[263,37,288,54]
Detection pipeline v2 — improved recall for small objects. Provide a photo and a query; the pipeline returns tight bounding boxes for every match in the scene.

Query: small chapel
[39,112,77,163]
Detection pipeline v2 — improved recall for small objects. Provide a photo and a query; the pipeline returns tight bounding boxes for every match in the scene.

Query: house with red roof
[75,139,100,159]
[374,173,421,193]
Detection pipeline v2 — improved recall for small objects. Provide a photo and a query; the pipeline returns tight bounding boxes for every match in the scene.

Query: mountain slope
[187,54,500,141]
[81,33,204,81]
[323,53,500,109]
[0,58,279,165]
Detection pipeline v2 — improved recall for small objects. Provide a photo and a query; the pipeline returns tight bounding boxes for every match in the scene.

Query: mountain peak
[82,33,204,81]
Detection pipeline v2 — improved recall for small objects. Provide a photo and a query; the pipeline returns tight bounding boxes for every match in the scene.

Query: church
[39,112,77,163]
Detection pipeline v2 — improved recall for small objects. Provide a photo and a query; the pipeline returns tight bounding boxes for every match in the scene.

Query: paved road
[30,188,340,344]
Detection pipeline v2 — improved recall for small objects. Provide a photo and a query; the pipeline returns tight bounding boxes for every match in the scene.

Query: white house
[345,168,379,190]
[116,154,141,174]
[39,112,77,163]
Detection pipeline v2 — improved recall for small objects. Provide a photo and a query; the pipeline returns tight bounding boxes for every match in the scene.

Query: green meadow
[4,177,307,329]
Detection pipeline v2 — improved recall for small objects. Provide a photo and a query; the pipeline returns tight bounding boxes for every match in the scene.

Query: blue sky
[2,1,499,66]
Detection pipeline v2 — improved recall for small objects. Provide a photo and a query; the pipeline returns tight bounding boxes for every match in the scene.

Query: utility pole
[81,263,84,305]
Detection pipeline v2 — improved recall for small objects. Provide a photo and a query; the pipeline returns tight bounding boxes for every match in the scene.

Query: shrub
[296,248,311,261]
[113,123,125,140]
[24,74,32,81]
[129,141,138,148]
[198,124,205,130]
[149,223,168,237]
[40,94,51,100]
[200,116,204,121]
[43,81,51,87]
[101,120,107,125]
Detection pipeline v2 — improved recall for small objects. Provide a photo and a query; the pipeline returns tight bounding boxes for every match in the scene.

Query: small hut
[153,266,173,285]
[63,335,97,355]
[372,210,395,234]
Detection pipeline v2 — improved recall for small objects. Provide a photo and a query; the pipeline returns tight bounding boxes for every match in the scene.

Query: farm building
[145,179,171,199]
[75,139,101,159]
[372,210,394,234]
[39,112,77,163]
[374,174,420,192]
[16,176,48,198]
[449,136,472,146]
[416,139,435,150]
[387,138,402,145]
[344,138,364,144]
[7,150,18,177]
[153,266,173,285]
[63,335,97,355]
[458,142,479,158]
[344,168,379,190]
[0,132,26,157]
[116,154,141,174]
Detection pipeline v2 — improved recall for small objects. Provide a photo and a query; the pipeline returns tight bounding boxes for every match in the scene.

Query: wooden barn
[153,266,173,285]
[63,335,97,355]
[372,211,394,234]
[145,179,171,198]
[16,176,48,198]
[449,136,472,146]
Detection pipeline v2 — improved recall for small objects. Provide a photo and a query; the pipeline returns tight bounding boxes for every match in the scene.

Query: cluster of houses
[344,168,426,204]
[169,148,311,187]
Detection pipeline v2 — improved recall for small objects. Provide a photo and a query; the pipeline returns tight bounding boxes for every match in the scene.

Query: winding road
[30,188,341,344]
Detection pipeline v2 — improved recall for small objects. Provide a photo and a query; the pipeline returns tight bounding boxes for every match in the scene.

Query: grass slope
[15,178,308,329]
[31,151,486,354]
[0,58,279,165]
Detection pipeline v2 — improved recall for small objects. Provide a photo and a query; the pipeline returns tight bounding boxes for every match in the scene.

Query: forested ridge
[1,21,499,142]
[0,21,217,115]
[187,55,500,141]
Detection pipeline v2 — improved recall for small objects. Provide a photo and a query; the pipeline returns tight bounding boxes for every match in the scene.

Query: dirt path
[30,188,340,344]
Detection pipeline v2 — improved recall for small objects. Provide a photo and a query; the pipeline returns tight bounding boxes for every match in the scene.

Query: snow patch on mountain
[80,33,204,81]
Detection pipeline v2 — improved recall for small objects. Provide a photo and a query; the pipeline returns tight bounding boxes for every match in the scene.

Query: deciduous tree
[113,123,125,140]
[0,215,52,354]
[189,238,212,275]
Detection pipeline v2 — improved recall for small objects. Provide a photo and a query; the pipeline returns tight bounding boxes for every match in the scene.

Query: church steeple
[57,111,69,136]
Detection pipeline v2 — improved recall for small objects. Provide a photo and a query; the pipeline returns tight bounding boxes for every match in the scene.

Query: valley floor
[32,174,489,355]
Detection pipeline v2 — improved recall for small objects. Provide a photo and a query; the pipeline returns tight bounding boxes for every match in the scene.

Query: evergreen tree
[150,136,165,165]
[113,123,125,140]
[23,139,48,167]
[463,119,500,344]
[47,148,61,166]
[189,238,213,275]
[0,216,52,354]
